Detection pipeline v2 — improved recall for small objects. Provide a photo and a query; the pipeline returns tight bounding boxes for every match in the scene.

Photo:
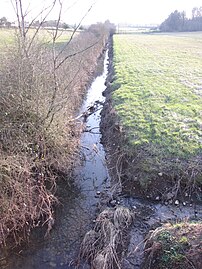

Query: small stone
[164,201,168,206]
[132,205,137,209]
[185,192,188,197]
[166,192,174,200]
[0,260,7,266]
[146,195,150,199]
[96,191,101,195]
[49,262,57,267]
[155,196,160,201]
[183,202,186,206]
[169,199,173,204]
[158,172,163,177]
[110,200,117,206]
[190,203,193,207]
[174,200,180,206]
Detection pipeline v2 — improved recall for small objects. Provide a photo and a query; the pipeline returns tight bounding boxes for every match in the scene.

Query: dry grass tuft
[80,230,99,261]
[80,206,133,269]
[114,206,132,229]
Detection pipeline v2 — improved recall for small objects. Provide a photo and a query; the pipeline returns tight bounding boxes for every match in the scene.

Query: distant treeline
[0,16,85,30]
[160,7,202,32]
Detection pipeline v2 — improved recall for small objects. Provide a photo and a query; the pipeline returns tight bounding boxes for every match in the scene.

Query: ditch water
[4,48,202,269]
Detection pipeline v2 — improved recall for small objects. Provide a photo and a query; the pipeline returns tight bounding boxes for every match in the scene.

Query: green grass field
[112,32,202,187]
[0,28,16,47]
[0,28,73,49]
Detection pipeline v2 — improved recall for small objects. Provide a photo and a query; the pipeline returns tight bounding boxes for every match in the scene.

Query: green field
[0,28,16,47]
[0,28,73,49]
[112,32,202,187]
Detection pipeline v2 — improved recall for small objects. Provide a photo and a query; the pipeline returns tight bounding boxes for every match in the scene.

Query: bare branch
[56,39,100,70]
[26,0,57,53]
[52,0,63,44]
[55,2,96,61]
[11,0,21,36]
[25,3,56,35]
[63,0,80,13]
[18,0,26,39]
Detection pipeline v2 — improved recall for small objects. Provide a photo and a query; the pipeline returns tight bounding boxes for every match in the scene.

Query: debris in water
[174,200,180,206]
[79,206,133,269]
[109,199,117,207]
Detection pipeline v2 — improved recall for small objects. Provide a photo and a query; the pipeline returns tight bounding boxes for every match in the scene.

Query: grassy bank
[0,24,111,248]
[143,221,202,269]
[107,32,202,198]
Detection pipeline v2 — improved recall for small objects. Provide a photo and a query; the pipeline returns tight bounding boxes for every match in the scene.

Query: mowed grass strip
[112,33,202,185]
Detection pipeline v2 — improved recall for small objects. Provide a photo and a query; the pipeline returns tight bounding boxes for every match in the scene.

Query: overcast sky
[1,0,202,25]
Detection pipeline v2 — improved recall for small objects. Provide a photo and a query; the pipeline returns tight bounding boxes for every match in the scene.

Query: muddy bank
[100,37,146,198]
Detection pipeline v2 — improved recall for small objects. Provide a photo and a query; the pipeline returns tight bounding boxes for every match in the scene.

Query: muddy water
[5,48,202,269]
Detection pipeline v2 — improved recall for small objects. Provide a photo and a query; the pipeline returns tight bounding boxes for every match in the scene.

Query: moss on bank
[143,222,202,269]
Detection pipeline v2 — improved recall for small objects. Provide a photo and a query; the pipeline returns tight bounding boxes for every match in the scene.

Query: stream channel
[5,49,202,269]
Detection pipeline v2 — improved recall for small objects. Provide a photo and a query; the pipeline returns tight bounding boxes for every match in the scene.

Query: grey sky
[1,0,202,25]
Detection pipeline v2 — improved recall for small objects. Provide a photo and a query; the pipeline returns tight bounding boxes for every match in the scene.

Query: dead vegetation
[79,206,133,269]
[0,17,113,249]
